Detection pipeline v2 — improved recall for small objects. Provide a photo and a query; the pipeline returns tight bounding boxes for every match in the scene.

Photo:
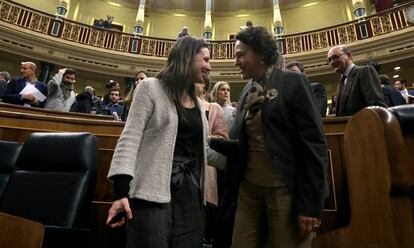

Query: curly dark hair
[235,26,278,66]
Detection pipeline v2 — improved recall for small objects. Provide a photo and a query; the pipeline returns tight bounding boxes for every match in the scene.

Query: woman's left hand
[297,214,321,237]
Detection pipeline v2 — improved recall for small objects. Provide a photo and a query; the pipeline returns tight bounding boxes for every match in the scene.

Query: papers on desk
[19,83,46,102]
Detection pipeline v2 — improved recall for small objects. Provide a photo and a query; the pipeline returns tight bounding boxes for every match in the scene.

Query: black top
[173,107,203,183]
[111,106,203,200]
[173,107,203,158]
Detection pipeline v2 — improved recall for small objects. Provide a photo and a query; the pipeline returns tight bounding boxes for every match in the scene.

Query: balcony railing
[0,0,412,59]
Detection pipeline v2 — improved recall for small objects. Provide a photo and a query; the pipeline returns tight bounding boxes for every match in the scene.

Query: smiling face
[193,47,211,84]
[234,40,266,81]
[327,46,352,75]
[63,73,76,84]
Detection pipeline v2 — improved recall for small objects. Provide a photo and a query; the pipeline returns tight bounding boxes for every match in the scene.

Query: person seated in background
[86,86,102,110]
[94,19,105,28]
[45,68,76,112]
[379,75,406,107]
[240,20,253,30]
[98,88,123,118]
[2,62,47,108]
[122,71,149,122]
[210,81,235,129]
[0,71,11,100]
[394,79,414,104]
[286,60,328,117]
[102,80,121,105]
[177,26,190,39]
[70,86,95,114]
[103,15,114,29]
[275,54,286,70]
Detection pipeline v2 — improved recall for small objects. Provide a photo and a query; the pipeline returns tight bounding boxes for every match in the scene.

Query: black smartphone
[108,211,127,224]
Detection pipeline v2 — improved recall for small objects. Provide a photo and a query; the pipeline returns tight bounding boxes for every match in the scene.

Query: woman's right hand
[106,197,132,228]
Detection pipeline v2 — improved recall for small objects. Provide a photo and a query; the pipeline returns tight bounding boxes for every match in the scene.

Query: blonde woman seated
[211,81,235,129]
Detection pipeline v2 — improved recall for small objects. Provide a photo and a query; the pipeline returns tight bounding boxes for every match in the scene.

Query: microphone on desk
[112,112,120,122]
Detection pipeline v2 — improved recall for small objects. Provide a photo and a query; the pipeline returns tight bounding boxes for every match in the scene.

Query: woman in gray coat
[106,36,225,247]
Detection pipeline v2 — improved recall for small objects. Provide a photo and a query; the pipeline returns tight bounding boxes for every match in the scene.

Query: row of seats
[0,132,99,248]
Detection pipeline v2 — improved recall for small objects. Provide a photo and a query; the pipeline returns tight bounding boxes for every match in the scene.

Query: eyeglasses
[327,53,345,64]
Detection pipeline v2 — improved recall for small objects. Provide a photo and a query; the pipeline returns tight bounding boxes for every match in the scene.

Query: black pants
[126,174,202,248]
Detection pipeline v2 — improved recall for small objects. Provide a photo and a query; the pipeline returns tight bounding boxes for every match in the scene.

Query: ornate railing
[0,0,413,59]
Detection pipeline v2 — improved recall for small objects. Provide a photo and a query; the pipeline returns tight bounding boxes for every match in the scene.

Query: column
[352,0,369,38]
[203,0,213,40]
[56,0,70,19]
[352,0,366,19]
[134,0,146,36]
[272,0,283,54]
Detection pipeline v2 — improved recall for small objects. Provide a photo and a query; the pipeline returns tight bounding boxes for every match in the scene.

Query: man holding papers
[3,62,47,108]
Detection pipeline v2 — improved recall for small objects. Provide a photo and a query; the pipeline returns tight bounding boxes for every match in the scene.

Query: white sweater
[107,78,226,203]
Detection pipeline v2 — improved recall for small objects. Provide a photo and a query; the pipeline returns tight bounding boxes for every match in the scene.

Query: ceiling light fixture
[303,2,320,7]
[394,66,401,70]
[173,13,187,17]
[108,1,121,7]
[393,75,399,78]
[236,14,249,18]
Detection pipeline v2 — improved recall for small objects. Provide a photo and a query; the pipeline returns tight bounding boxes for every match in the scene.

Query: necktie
[337,75,347,106]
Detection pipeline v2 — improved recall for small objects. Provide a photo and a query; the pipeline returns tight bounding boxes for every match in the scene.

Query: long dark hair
[156,36,209,119]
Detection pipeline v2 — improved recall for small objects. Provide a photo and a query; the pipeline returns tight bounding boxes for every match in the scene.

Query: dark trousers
[127,174,202,248]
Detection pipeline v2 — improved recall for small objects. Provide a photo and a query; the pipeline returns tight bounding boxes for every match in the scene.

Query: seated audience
[379,75,406,107]
[45,68,76,112]
[103,15,114,29]
[177,26,190,39]
[211,81,235,129]
[275,54,286,70]
[70,86,94,114]
[122,71,149,122]
[102,80,121,105]
[88,86,102,109]
[0,71,11,100]
[286,60,328,117]
[98,88,123,117]
[3,62,47,108]
[94,19,105,28]
[394,79,414,104]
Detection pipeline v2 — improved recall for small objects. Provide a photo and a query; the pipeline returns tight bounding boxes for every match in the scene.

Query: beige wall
[13,0,57,15]
[213,10,273,40]
[12,0,376,38]
[145,11,205,39]
[282,0,350,34]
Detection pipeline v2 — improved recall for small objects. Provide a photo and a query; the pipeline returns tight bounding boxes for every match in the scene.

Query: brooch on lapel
[265,88,278,101]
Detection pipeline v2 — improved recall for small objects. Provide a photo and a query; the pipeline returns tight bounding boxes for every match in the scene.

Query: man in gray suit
[327,45,386,117]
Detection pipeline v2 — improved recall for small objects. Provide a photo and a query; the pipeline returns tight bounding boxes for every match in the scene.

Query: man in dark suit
[2,62,47,108]
[286,60,328,117]
[0,71,11,100]
[327,45,386,117]
[379,74,406,107]
[97,88,123,119]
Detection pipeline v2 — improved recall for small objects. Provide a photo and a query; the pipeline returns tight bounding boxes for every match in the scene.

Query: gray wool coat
[108,77,226,203]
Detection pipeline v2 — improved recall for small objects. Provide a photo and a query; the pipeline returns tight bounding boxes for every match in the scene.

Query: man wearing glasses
[327,45,386,116]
